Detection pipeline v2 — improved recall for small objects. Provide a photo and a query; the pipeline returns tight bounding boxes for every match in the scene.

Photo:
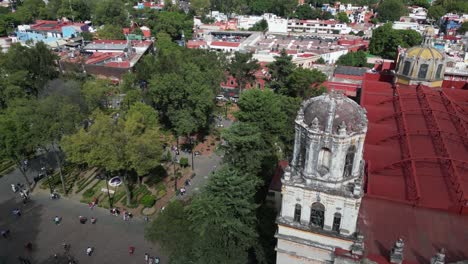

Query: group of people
[109,207,133,221]
[145,253,161,264]
[79,215,97,224]
[11,183,29,204]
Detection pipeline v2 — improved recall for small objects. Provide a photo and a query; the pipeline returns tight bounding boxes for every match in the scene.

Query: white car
[216,95,226,101]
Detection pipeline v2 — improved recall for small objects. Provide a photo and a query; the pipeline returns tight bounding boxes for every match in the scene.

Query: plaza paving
[0,165,165,264]
[0,117,232,264]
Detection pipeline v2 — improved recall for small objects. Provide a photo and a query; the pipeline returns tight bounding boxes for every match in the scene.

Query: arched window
[418,64,429,79]
[343,145,356,178]
[310,202,325,228]
[294,204,302,222]
[299,140,307,170]
[332,213,342,232]
[402,61,411,75]
[317,148,331,175]
[435,64,443,79]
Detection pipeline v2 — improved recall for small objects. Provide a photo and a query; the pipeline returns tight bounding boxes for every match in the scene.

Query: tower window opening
[332,213,341,232]
[435,64,443,79]
[418,64,429,79]
[310,202,325,229]
[317,148,331,175]
[402,61,411,75]
[343,145,356,178]
[294,204,301,223]
[299,140,307,170]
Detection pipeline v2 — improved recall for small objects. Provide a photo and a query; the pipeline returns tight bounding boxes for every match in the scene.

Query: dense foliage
[369,23,422,59]
[336,51,368,67]
[376,0,408,22]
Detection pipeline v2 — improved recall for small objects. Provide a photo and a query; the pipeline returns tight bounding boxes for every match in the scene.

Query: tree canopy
[61,103,163,204]
[228,52,260,93]
[97,24,126,40]
[336,51,368,67]
[0,43,58,106]
[369,23,422,59]
[282,68,327,98]
[376,0,408,22]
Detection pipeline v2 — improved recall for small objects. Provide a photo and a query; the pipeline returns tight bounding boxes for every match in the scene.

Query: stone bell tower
[276,91,368,264]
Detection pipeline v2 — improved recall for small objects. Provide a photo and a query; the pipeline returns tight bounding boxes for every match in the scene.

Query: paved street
[0,166,164,264]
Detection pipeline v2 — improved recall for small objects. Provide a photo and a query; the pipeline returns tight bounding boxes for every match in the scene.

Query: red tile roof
[359,197,468,263]
[210,41,240,47]
[361,81,468,213]
[358,75,468,262]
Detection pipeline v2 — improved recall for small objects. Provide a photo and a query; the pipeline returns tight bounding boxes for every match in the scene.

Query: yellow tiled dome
[406,46,444,60]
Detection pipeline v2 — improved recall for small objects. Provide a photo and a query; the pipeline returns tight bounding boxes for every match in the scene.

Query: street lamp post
[173,156,177,192]
[190,137,195,171]
[105,172,113,208]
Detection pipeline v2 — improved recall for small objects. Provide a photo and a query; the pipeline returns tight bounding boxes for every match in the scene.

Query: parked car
[229,96,239,103]
[216,95,227,101]
[194,151,201,156]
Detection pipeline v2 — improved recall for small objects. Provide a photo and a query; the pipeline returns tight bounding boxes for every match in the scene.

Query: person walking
[1,229,10,238]
[86,246,93,256]
[12,208,21,217]
[145,253,149,263]
[128,246,135,255]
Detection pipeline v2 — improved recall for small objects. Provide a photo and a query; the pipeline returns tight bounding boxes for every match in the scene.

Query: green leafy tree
[248,18,268,31]
[145,201,196,263]
[295,4,315,19]
[336,51,368,67]
[152,11,193,40]
[337,12,350,23]
[61,103,163,205]
[0,42,58,98]
[427,6,445,21]
[188,166,260,264]
[236,89,287,145]
[268,49,296,92]
[97,24,126,40]
[93,0,127,26]
[399,29,422,47]
[81,79,116,111]
[369,23,421,59]
[35,94,82,194]
[228,52,260,93]
[0,99,40,189]
[282,68,327,98]
[221,123,268,174]
[191,0,211,15]
[376,0,407,22]
[458,22,468,34]
[248,0,273,15]
[409,0,430,8]
[315,57,326,64]
[149,62,215,137]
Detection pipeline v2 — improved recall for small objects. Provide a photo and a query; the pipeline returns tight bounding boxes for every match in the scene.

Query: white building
[287,19,352,34]
[276,91,368,263]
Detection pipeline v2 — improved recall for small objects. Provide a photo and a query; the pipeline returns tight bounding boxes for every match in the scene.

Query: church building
[276,91,368,263]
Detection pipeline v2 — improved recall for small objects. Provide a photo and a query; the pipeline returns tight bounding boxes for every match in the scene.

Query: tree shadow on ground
[0,197,43,264]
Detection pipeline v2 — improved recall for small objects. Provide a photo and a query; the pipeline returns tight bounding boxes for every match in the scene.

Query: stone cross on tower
[390,238,405,264]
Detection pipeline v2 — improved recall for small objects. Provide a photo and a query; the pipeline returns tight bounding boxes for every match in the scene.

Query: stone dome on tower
[395,26,446,88]
[287,90,368,189]
[299,92,367,136]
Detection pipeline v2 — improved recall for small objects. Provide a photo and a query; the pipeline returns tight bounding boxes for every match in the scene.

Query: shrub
[140,194,156,208]
[83,188,96,198]
[179,157,189,168]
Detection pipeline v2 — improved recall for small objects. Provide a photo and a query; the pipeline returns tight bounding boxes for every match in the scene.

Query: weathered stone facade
[276,91,368,264]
